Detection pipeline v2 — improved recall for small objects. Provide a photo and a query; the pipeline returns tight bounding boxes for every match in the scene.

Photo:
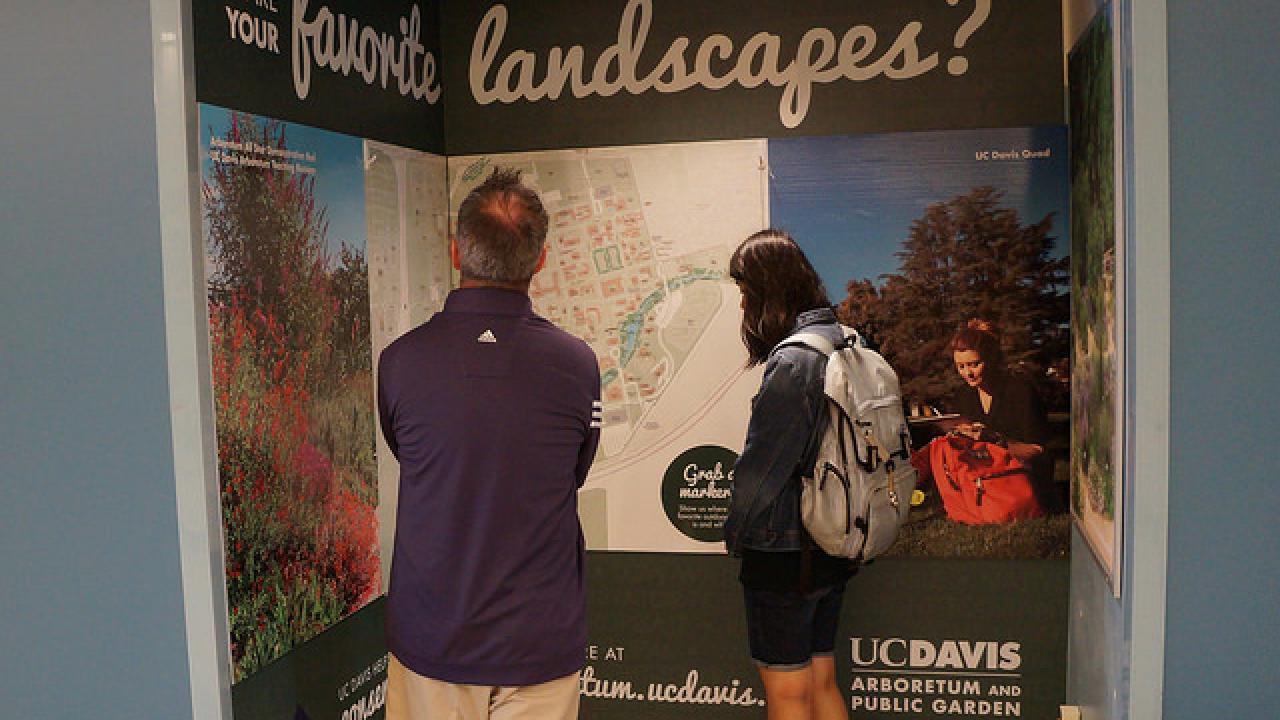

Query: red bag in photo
[928,435,1044,524]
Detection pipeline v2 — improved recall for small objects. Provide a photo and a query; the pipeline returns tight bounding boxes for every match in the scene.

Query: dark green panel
[232,599,389,720]
[229,557,1065,719]
[442,0,1064,154]
[584,554,1067,718]
[193,0,445,153]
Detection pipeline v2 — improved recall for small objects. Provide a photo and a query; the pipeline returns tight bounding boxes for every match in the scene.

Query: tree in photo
[837,186,1068,410]
[206,115,332,379]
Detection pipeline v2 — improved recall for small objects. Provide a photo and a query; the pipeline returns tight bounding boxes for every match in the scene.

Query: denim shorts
[742,582,846,670]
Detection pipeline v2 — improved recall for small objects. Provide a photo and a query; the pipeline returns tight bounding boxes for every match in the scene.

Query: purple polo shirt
[377,287,601,685]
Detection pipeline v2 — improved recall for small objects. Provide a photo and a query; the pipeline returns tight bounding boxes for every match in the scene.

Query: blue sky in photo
[768,126,1069,297]
[198,103,366,262]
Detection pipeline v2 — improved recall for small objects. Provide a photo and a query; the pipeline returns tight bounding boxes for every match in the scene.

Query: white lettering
[580,666,640,700]
[852,638,1024,671]
[999,641,1021,671]
[227,7,281,53]
[643,670,760,706]
[910,639,935,666]
[852,638,878,666]
[852,696,925,713]
[293,0,441,104]
[692,34,735,90]
[880,638,908,668]
[341,679,387,720]
[468,0,945,129]
[932,698,1022,716]
[683,462,728,486]
[936,641,963,669]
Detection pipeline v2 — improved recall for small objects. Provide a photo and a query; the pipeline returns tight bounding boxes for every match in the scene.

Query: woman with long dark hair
[723,230,854,720]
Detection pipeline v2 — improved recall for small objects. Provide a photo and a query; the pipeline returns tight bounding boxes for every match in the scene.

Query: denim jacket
[723,307,847,555]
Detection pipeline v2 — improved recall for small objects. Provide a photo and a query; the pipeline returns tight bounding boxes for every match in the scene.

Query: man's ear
[450,237,461,271]
[533,246,548,274]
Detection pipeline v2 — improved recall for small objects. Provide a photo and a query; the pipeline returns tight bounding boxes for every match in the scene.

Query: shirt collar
[443,287,534,316]
[794,306,837,330]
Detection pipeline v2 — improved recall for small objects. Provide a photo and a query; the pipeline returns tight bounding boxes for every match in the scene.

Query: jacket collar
[794,306,837,331]
[443,287,534,316]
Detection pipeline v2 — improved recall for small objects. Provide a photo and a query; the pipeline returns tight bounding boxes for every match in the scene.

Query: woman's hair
[729,229,830,365]
[948,318,1006,371]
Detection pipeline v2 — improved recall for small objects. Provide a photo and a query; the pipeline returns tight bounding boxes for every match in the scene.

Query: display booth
[188,1,1081,717]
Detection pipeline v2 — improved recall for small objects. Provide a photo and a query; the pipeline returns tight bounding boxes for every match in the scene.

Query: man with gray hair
[378,168,601,719]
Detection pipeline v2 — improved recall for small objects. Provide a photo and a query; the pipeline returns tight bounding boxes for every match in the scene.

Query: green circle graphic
[661,445,739,543]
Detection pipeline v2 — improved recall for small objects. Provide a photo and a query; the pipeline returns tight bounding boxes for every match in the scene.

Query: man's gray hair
[455,167,549,284]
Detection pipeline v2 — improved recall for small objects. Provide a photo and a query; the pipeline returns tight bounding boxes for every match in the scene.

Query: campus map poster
[448,142,768,552]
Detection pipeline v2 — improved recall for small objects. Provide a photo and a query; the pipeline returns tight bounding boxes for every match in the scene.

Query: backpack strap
[774,331,837,356]
[770,327,860,480]
[772,326,861,358]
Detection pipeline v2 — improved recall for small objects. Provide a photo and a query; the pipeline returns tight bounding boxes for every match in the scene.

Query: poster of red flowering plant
[200,105,381,681]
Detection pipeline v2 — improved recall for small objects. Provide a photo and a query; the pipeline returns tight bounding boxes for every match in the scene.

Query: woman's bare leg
[810,656,848,720]
[760,665,815,720]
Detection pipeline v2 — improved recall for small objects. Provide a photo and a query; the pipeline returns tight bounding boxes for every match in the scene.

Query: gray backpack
[777,327,917,561]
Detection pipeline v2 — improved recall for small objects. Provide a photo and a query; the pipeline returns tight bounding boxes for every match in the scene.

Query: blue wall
[1165,0,1280,716]
[0,2,194,717]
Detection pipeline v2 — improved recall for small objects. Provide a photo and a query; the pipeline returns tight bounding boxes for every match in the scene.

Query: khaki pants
[386,654,580,720]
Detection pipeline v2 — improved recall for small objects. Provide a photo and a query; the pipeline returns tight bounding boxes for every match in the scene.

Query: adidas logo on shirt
[477,329,497,343]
